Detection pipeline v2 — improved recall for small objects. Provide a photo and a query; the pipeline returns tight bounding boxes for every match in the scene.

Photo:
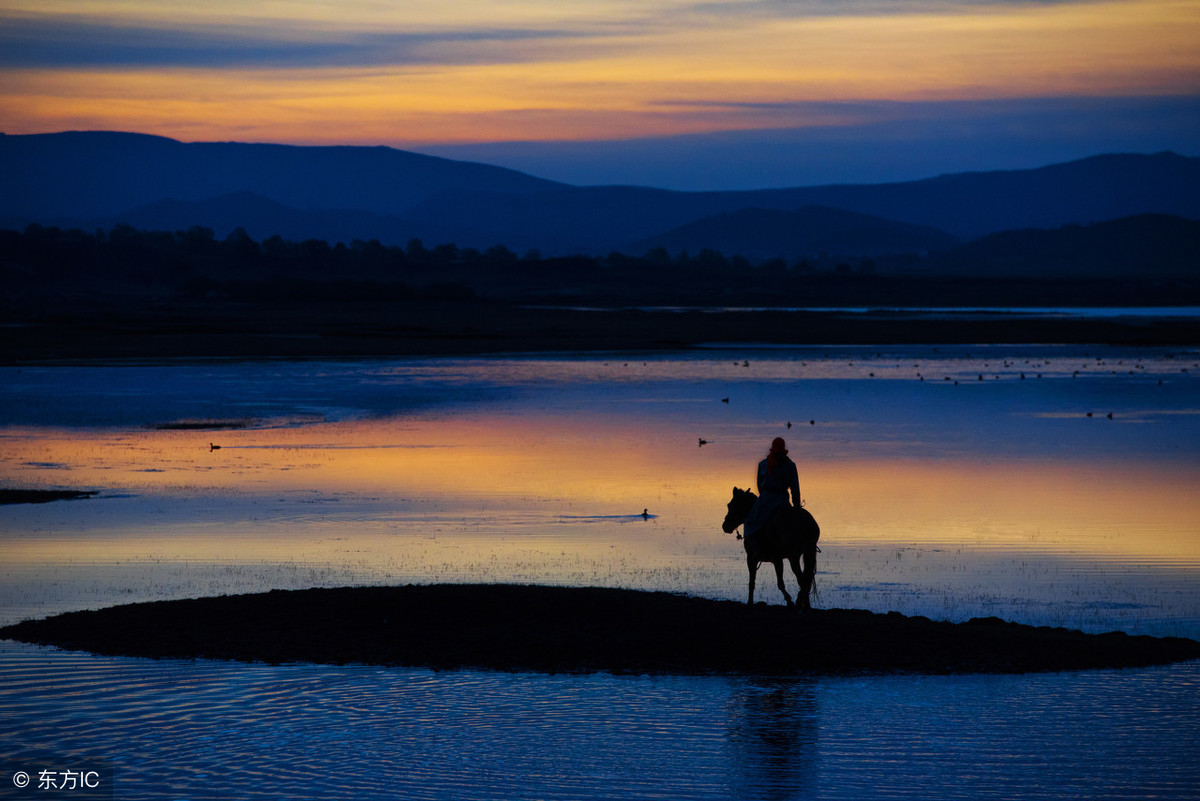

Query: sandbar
[2,585,1196,676]
[0,489,97,505]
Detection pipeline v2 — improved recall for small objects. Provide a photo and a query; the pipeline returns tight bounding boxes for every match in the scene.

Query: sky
[2,0,1199,189]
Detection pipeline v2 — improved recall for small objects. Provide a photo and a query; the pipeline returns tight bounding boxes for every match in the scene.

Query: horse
[722,487,820,609]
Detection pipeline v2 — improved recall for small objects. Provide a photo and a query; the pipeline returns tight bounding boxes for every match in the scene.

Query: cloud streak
[418,94,1200,188]
[0,14,600,69]
[685,0,1104,17]
[0,0,1153,71]
[1,0,1197,185]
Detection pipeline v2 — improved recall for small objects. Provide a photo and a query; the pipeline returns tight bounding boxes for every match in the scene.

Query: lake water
[2,345,1198,799]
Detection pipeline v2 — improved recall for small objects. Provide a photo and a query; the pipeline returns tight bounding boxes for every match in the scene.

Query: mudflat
[5,299,1200,363]
[3,585,1197,675]
[0,489,97,504]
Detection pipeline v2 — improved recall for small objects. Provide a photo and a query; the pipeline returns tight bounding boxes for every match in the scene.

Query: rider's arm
[789,463,801,507]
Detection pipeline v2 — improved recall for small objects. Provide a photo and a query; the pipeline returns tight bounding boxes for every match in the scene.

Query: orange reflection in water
[3,412,1197,566]
[802,459,1199,562]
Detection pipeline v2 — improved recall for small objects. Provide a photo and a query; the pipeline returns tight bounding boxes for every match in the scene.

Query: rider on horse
[743,437,801,549]
[724,437,818,608]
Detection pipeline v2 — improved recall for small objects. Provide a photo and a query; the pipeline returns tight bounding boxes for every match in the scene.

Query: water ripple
[2,641,1198,800]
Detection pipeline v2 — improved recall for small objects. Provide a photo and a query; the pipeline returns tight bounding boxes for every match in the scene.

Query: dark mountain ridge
[631,205,960,260]
[88,191,478,249]
[930,213,1200,278]
[399,151,1200,249]
[754,151,1200,239]
[3,131,1199,264]
[0,130,563,220]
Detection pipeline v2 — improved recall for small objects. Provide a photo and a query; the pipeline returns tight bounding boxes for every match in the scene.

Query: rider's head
[767,437,788,471]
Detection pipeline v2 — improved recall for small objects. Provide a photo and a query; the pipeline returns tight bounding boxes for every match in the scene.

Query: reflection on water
[2,346,1197,635]
[2,346,1199,799]
[2,640,1197,801]
[546,306,1200,320]
[726,680,818,801]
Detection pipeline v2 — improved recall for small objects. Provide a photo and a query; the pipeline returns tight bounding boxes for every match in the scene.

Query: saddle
[772,506,820,549]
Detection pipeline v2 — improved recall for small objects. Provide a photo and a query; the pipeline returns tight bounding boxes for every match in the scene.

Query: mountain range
[2,131,1199,273]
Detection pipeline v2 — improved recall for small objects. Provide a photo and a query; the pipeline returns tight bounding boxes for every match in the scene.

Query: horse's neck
[737,492,758,524]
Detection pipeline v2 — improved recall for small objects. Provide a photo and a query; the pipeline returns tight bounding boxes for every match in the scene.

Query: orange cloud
[1,1,1197,146]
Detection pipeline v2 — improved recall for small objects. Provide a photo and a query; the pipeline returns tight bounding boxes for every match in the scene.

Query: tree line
[5,221,1189,309]
[1,222,875,303]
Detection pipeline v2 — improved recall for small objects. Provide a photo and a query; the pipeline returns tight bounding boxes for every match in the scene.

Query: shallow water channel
[2,345,1198,799]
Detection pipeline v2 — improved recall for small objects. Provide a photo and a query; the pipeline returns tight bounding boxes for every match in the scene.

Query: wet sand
[3,585,1197,675]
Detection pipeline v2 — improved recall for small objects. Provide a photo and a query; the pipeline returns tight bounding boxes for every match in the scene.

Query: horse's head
[722,486,757,534]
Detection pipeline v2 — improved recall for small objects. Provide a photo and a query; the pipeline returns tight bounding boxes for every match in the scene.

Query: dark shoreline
[0,489,97,505]
[3,585,1197,676]
[4,299,1200,364]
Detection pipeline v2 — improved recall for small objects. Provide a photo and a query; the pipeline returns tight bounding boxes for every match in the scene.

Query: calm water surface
[2,345,1198,799]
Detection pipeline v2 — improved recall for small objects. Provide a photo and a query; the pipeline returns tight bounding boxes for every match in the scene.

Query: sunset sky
[2,0,1198,188]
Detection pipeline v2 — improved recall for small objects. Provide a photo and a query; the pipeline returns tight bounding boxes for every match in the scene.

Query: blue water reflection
[2,346,1199,799]
[2,641,1197,800]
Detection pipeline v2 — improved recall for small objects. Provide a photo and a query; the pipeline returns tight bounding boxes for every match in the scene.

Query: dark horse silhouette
[722,487,820,609]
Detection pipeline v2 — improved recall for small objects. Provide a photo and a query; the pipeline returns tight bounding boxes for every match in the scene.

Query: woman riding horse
[725,437,819,609]
[744,437,801,545]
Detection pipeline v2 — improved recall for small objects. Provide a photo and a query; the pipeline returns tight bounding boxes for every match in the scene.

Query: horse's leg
[787,554,807,610]
[747,553,757,604]
[798,545,817,612]
[773,559,794,607]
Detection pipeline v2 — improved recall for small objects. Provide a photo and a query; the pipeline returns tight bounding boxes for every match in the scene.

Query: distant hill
[929,214,1200,278]
[404,152,1200,250]
[743,152,1200,240]
[631,206,960,260]
[97,191,483,249]
[2,132,1199,265]
[0,131,563,220]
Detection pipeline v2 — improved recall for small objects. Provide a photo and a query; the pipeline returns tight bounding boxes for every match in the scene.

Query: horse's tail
[795,507,819,604]
[803,543,817,601]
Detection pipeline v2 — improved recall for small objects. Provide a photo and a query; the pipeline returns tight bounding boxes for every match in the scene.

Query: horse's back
[797,506,819,539]
[754,506,818,557]
[788,506,820,547]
